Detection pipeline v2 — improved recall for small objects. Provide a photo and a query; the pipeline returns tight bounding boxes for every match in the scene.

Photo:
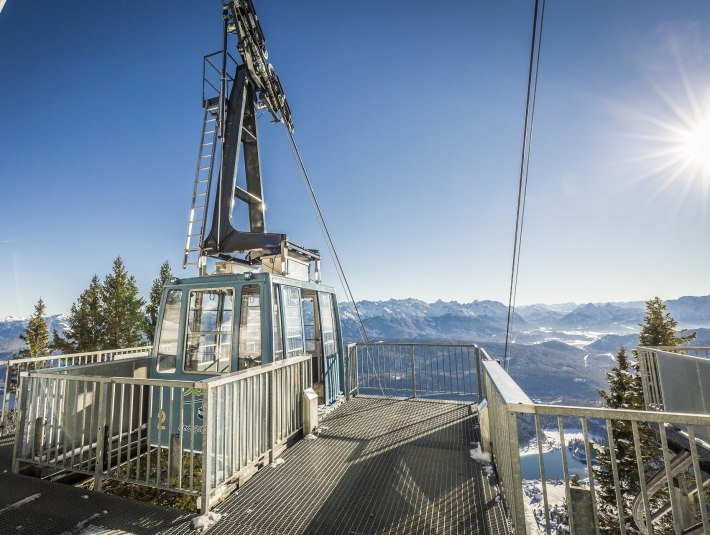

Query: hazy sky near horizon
[1,0,709,317]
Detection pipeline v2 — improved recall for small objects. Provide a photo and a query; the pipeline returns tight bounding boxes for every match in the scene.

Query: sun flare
[679,117,710,171]
[622,88,710,204]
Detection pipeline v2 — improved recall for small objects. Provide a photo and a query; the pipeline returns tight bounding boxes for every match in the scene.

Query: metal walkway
[0,435,192,535]
[210,396,508,535]
[0,397,507,534]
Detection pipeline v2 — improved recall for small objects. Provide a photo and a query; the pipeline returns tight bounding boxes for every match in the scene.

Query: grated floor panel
[209,396,509,535]
[0,397,509,534]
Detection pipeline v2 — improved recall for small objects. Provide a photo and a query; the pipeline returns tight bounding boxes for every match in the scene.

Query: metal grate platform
[0,397,509,534]
[209,396,509,534]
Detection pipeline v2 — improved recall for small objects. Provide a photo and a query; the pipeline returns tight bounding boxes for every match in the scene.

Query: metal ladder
[183,101,220,269]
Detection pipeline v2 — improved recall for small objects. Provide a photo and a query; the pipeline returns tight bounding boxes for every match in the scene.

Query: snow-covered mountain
[553,303,644,332]
[0,295,707,405]
[338,298,528,341]
[0,314,67,360]
[339,295,710,342]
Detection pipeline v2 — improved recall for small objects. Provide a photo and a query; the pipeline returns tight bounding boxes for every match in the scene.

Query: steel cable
[504,0,546,372]
[282,126,386,395]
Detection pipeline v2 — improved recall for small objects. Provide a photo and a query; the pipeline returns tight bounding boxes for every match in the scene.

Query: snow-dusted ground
[191,511,222,532]
[523,479,570,535]
[0,493,41,515]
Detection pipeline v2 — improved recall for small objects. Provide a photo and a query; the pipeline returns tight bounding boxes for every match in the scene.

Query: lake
[520,446,588,480]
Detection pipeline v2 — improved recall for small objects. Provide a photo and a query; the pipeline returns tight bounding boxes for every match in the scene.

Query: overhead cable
[504,0,547,372]
[283,126,385,395]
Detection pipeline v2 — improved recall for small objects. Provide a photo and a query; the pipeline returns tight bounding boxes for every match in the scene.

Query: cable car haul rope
[504,0,546,372]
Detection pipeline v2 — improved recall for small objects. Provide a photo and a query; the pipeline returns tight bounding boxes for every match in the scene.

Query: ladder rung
[204,130,216,135]
[197,179,209,183]
[202,142,214,147]
[198,167,210,171]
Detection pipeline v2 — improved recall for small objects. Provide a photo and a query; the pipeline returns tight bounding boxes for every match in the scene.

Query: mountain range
[339,295,710,343]
[1,295,708,405]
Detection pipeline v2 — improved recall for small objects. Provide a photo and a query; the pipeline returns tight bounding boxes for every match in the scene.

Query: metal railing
[12,354,312,512]
[638,346,710,408]
[1,346,152,431]
[481,352,710,535]
[346,343,483,402]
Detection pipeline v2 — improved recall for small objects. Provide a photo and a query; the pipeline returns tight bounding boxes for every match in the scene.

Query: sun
[619,90,710,203]
[679,117,710,172]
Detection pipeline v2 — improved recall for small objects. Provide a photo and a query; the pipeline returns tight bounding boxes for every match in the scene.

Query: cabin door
[318,292,342,405]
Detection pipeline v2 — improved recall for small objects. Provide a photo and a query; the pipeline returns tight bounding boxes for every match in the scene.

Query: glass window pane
[238,284,262,369]
[319,292,337,357]
[284,286,304,358]
[184,288,233,374]
[302,297,316,352]
[272,284,283,361]
[156,289,182,373]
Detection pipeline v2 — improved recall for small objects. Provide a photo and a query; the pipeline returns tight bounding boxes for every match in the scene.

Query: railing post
[94,381,107,492]
[506,409,526,532]
[269,368,276,463]
[1,363,11,431]
[345,345,351,400]
[475,346,483,403]
[200,386,211,514]
[410,345,416,398]
[11,374,26,473]
[354,346,359,397]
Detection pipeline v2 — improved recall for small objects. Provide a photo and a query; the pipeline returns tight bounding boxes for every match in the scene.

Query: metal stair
[183,100,220,269]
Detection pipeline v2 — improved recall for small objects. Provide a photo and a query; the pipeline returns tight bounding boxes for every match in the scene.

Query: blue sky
[1,0,709,317]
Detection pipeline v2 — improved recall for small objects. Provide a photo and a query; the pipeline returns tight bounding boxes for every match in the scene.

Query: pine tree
[144,260,173,342]
[595,298,693,534]
[101,257,146,348]
[19,298,51,368]
[637,296,696,348]
[53,275,105,352]
[594,347,657,533]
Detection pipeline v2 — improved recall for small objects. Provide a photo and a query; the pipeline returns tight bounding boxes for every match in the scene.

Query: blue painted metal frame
[146,272,344,449]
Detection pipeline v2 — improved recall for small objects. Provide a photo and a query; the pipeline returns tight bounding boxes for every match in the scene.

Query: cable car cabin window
[238,284,262,369]
[302,297,316,353]
[272,284,283,361]
[156,289,182,373]
[283,286,305,358]
[319,292,337,357]
[184,288,234,374]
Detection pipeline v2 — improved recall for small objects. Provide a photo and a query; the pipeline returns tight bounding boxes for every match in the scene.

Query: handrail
[346,342,483,402]
[481,346,710,535]
[1,346,153,432]
[481,359,531,406]
[202,354,311,388]
[1,346,151,366]
[508,403,710,425]
[12,352,312,513]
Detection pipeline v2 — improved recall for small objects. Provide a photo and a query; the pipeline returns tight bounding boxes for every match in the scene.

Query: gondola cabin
[148,270,345,450]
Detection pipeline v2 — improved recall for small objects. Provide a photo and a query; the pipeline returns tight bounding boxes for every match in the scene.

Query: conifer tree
[594,346,656,532]
[595,298,693,534]
[19,298,51,368]
[637,297,696,348]
[101,257,146,348]
[53,275,105,352]
[144,260,173,342]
